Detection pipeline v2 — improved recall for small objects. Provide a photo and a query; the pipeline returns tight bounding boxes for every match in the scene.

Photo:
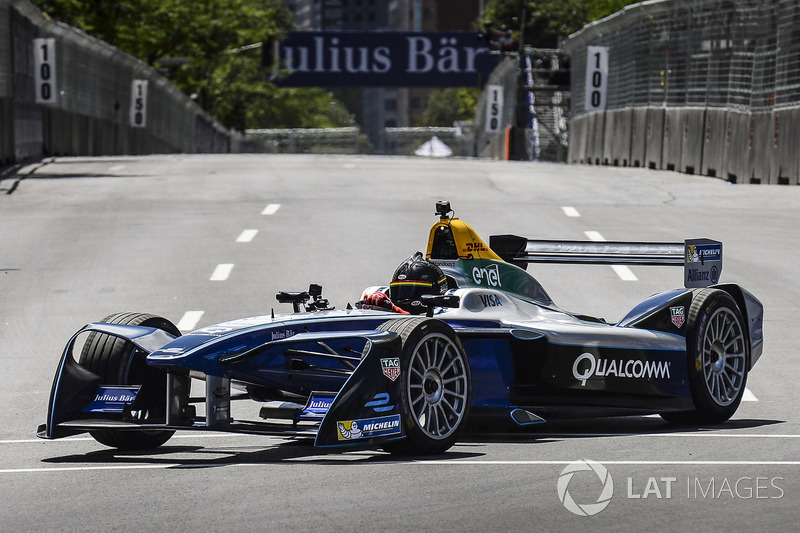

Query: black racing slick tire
[378,317,471,455]
[79,312,180,450]
[661,289,749,425]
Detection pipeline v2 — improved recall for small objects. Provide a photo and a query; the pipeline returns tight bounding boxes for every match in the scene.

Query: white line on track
[176,310,204,331]
[562,206,581,217]
[585,230,638,281]
[743,388,758,401]
[210,263,234,281]
[261,203,281,215]
[236,229,258,243]
[2,459,800,474]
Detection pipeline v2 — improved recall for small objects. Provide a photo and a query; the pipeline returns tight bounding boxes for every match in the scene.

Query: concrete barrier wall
[771,108,800,184]
[701,108,727,178]
[1,0,234,166]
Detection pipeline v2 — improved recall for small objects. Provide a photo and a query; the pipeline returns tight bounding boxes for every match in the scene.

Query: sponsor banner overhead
[269,31,499,87]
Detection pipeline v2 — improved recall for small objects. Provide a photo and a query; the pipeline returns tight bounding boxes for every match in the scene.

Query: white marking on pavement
[210,264,234,281]
[612,265,639,281]
[562,206,580,217]
[743,388,758,401]
[261,203,281,215]
[2,459,800,474]
[108,165,126,172]
[584,231,638,281]
[236,229,258,243]
[177,311,204,331]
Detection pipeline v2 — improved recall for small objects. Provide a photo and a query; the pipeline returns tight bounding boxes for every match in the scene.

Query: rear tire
[661,289,749,425]
[378,317,471,455]
[79,312,180,450]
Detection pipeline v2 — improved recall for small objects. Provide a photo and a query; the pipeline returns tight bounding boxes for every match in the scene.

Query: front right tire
[661,289,749,425]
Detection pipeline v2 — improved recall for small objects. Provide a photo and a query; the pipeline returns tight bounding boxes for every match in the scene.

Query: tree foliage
[32,0,353,130]
[419,88,480,127]
[481,0,634,48]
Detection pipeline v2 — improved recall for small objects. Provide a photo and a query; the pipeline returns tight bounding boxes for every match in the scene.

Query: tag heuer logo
[670,306,685,328]
[381,358,401,381]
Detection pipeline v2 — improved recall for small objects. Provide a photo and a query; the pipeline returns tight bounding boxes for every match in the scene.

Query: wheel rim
[701,307,746,406]
[407,332,469,440]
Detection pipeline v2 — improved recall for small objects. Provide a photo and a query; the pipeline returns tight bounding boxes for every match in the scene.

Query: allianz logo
[472,264,502,287]
[572,352,670,386]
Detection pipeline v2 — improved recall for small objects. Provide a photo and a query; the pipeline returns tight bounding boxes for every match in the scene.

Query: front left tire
[378,317,471,455]
[79,312,180,450]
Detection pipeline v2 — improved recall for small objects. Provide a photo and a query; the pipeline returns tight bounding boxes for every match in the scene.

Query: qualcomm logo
[557,460,614,516]
[572,352,671,386]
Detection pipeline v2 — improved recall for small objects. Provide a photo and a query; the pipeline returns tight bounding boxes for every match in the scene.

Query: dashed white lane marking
[108,165,126,172]
[177,311,204,331]
[210,263,234,281]
[585,231,638,281]
[261,203,281,215]
[562,206,580,217]
[743,388,758,402]
[236,229,258,243]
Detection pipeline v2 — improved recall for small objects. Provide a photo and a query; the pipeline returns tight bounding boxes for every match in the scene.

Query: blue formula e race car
[39,202,764,455]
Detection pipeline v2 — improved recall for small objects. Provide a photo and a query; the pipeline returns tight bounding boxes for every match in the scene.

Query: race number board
[130,79,149,128]
[484,84,504,133]
[33,38,57,104]
[585,46,608,111]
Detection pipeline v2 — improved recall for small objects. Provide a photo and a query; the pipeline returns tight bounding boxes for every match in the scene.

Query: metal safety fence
[473,50,570,162]
[1,0,237,167]
[564,0,800,184]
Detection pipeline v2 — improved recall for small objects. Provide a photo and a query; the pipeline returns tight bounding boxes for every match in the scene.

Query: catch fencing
[473,51,570,161]
[0,0,241,167]
[564,0,800,184]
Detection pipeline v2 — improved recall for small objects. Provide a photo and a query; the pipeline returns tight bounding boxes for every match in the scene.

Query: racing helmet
[389,252,448,314]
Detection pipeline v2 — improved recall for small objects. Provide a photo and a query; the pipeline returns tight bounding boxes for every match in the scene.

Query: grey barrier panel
[723,110,751,183]
[662,108,683,171]
[749,112,772,184]
[567,114,588,164]
[644,107,664,170]
[588,111,605,165]
[1,98,12,164]
[701,108,727,178]
[680,108,705,174]
[601,108,633,166]
[770,108,799,184]
[630,108,647,167]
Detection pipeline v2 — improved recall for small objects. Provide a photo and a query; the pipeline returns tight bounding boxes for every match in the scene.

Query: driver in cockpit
[357,252,448,315]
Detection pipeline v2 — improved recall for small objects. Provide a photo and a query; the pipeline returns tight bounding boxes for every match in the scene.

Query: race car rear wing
[489,235,722,288]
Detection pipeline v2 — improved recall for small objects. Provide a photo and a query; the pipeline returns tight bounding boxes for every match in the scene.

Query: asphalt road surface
[2,154,799,531]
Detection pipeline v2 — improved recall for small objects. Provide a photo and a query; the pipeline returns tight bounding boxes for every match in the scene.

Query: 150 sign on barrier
[484,85,503,133]
[268,31,498,87]
[130,80,148,128]
[585,46,608,111]
[34,38,57,104]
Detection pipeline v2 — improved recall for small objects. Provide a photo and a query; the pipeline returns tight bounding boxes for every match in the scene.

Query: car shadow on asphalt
[39,417,784,467]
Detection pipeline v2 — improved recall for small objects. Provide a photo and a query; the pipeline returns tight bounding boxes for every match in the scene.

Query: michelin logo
[337,414,402,440]
[572,353,670,386]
